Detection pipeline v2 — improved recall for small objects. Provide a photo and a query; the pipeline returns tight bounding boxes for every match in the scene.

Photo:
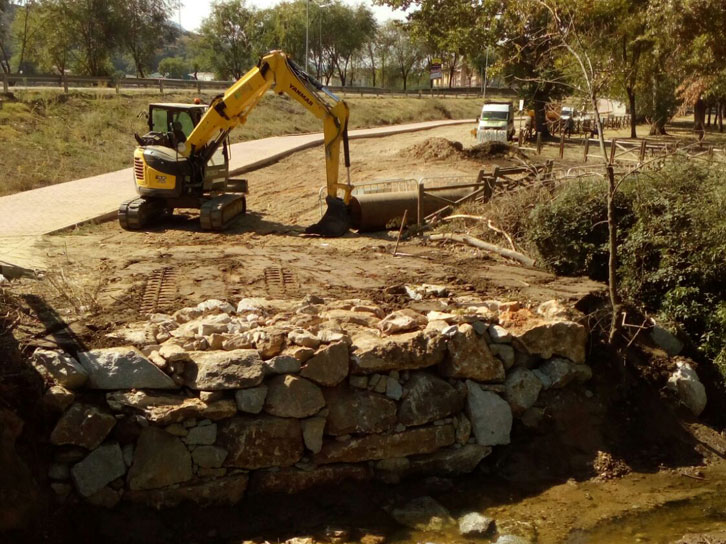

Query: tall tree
[383,21,421,90]
[196,0,262,79]
[116,0,176,78]
[55,0,116,76]
[0,0,14,74]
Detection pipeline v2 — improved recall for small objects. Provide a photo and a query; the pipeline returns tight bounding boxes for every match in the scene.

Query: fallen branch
[429,233,536,267]
[441,214,517,251]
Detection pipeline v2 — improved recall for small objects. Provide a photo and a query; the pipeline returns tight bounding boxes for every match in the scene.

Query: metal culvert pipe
[350,188,471,232]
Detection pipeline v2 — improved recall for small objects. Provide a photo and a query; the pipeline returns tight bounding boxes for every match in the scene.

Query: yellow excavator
[119,50,352,236]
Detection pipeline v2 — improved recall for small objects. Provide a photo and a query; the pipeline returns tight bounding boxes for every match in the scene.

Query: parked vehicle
[476,101,515,143]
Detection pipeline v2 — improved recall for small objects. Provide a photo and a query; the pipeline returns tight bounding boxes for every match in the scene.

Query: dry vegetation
[0,89,488,196]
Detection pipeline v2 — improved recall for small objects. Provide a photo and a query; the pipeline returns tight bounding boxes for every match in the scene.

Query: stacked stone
[33,293,591,509]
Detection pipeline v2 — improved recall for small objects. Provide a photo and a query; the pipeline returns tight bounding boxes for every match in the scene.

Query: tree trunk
[694,97,706,138]
[707,106,712,127]
[534,90,550,138]
[626,86,637,139]
[719,101,724,133]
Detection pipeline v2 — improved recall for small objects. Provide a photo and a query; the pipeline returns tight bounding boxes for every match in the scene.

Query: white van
[476,102,515,143]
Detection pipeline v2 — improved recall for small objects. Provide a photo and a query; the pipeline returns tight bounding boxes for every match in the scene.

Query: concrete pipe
[350,188,472,232]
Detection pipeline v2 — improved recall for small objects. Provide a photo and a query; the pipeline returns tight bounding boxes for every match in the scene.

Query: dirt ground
[6,124,601,349]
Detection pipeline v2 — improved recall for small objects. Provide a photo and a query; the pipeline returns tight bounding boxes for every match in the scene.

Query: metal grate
[134,157,145,182]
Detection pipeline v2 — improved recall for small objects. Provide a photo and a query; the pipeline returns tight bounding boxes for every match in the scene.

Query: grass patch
[0,90,484,196]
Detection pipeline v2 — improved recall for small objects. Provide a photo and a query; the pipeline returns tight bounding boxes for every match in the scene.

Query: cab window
[172,111,195,138]
[151,108,168,132]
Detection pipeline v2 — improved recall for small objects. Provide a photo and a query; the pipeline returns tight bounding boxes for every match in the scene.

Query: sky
[178,0,407,32]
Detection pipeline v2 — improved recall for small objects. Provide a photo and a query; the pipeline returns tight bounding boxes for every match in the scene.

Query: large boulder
[504,368,543,415]
[77,347,177,390]
[398,372,465,426]
[315,425,455,464]
[218,416,303,469]
[264,375,325,418]
[106,391,236,425]
[71,442,126,497]
[511,320,588,364]
[667,360,707,417]
[440,324,505,382]
[300,342,350,386]
[126,474,248,508]
[466,381,512,446]
[351,331,446,374]
[250,465,370,495]
[183,350,265,390]
[127,428,193,491]
[31,349,88,389]
[50,404,116,450]
[324,387,397,436]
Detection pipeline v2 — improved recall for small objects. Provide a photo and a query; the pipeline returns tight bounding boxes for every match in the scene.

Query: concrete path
[0,119,472,239]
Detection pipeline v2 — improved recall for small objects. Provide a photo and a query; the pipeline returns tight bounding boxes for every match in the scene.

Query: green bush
[526,159,726,361]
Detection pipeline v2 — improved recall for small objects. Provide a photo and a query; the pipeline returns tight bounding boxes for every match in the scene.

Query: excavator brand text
[289,83,313,106]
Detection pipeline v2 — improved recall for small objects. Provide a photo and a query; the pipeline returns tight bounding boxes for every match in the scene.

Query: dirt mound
[402,137,464,160]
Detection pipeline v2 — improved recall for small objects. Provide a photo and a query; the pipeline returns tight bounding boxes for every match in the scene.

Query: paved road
[0,119,472,238]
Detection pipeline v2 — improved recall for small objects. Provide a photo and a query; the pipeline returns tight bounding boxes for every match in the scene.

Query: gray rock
[48,463,70,481]
[324,387,396,436]
[532,368,552,389]
[183,350,265,390]
[466,381,512,446]
[472,321,488,335]
[127,427,193,491]
[300,342,350,387]
[183,424,217,445]
[158,343,188,362]
[31,349,88,389]
[191,445,228,468]
[302,417,326,454]
[196,299,235,315]
[264,355,302,374]
[651,325,683,356]
[408,444,491,476]
[490,343,515,369]
[235,385,268,414]
[504,368,543,415]
[71,443,126,497]
[398,372,465,426]
[218,416,303,469]
[391,496,455,531]
[50,404,116,449]
[667,360,707,416]
[385,378,403,400]
[495,536,532,544]
[458,512,494,536]
[537,358,575,389]
[351,331,446,373]
[440,324,505,382]
[77,347,177,390]
[488,324,512,343]
[264,375,325,419]
[122,444,134,467]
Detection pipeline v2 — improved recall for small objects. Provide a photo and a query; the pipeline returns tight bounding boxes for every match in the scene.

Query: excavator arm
[185,51,353,208]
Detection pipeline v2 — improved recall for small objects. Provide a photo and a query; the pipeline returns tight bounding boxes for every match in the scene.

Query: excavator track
[200,193,246,231]
[118,198,167,230]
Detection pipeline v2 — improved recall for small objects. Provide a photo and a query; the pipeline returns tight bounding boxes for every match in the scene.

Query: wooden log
[428,233,535,267]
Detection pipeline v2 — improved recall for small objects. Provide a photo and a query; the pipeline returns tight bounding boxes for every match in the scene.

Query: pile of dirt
[466,141,514,159]
[401,137,464,160]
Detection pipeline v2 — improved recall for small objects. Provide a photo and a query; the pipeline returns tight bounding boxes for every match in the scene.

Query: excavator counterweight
[120,51,353,236]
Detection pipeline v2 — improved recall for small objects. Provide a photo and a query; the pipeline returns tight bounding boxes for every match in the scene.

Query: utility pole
[305,0,310,73]
[483,46,489,100]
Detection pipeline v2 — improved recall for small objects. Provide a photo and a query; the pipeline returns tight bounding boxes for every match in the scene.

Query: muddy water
[385,462,726,544]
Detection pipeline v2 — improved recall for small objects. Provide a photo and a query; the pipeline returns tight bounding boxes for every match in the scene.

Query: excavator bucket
[305,196,351,237]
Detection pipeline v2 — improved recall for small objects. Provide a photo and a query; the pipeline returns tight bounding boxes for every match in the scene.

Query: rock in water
[466,381,512,446]
[667,360,707,416]
[391,496,455,531]
[458,512,494,536]
[77,347,177,390]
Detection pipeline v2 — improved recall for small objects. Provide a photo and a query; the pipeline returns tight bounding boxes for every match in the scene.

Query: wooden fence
[1,72,514,99]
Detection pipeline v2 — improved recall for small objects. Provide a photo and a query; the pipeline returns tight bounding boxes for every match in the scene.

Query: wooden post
[559,132,565,159]
[536,132,543,155]
[708,145,714,161]
[417,182,424,227]
[3,72,9,94]
[418,90,422,99]
[639,139,647,164]
[197,81,201,93]
[584,137,590,162]
[63,76,69,94]
[518,130,524,147]
[610,138,617,164]
[115,83,120,95]
[393,209,408,257]
[159,79,164,94]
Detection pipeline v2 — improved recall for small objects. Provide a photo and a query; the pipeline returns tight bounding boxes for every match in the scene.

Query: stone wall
[33,290,590,509]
